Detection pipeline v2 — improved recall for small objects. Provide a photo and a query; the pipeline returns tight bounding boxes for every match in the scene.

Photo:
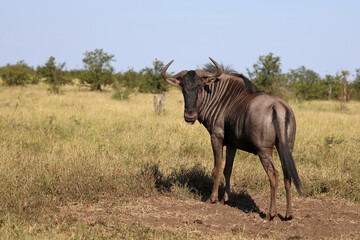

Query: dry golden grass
[0,84,359,238]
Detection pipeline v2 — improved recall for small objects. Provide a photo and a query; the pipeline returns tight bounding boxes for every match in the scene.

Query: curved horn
[161,60,174,80]
[209,57,223,77]
[161,60,187,85]
[196,57,223,78]
[196,58,223,86]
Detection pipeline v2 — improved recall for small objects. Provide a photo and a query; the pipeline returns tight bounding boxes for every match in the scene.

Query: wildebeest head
[161,58,223,124]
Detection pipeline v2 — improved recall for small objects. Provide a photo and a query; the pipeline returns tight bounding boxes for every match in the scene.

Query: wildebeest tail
[272,105,302,195]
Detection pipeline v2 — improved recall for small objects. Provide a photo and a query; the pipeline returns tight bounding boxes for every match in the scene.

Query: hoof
[220,198,229,204]
[285,214,293,221]
[206,197,218,204]
[266,214,275,221]
[221,193,230,204]
[266,211,277,221]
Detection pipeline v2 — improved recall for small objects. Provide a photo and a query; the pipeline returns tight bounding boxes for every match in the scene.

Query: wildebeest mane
[202,62,238,75]
[201,62,259,94]
[229,73,259,94]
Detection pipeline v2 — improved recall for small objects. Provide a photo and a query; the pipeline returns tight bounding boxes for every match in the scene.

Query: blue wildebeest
[161,58,301,220]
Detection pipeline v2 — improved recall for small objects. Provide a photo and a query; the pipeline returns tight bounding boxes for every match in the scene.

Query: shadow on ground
[147,162,266,219]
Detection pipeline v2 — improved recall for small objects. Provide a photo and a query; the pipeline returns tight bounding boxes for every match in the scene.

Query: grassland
[0,84,359,238]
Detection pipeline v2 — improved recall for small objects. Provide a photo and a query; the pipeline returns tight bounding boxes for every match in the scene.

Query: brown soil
[58,194,360,239]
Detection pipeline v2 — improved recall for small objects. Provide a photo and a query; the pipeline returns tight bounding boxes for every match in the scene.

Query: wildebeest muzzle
[184,110,197,124]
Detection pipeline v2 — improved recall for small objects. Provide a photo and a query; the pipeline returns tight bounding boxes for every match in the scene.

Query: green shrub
[0,61,37,86]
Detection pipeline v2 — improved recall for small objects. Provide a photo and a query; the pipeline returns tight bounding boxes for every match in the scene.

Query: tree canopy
[138,59,169,93]
[246,53,285,96]
[0,61,37,86]
[287,66,325,100]
[37,56,69,93]
[81,49,115,91]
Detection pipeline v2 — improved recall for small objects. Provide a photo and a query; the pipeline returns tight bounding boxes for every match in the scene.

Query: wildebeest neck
[197,74,257,131]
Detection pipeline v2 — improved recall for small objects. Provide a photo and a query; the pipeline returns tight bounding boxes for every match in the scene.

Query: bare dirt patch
[58,194,360,239]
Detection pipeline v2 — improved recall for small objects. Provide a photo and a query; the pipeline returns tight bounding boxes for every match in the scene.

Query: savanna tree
[139,59,169,93]
[337,70,351,103]
[81,49,115,91]
[287,66,325,100]
[37,56,69,93]
[246,53,285,96]
[112,68,141,100]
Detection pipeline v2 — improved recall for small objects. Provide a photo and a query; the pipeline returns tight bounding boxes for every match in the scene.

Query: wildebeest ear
[164,70,188,85]
[202,76,218,86]
[161,60,187,86]
[165,77,181,86]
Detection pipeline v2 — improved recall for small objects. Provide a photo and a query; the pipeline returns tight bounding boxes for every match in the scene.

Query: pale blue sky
[1,0,359,79]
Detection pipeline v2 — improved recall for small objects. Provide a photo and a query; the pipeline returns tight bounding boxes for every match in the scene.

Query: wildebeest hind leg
[259,150,279,220]
[222,146,236,204]
[284,147,293,220]
[284,176,293,220]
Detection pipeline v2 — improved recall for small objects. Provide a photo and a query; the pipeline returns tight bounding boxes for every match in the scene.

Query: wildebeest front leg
[221,146,236,204]
[259,149,279,220]
[207,135,223,203]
